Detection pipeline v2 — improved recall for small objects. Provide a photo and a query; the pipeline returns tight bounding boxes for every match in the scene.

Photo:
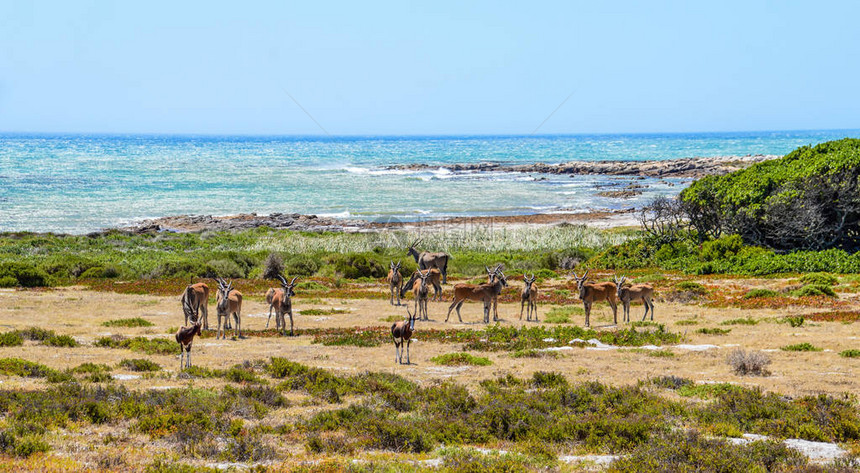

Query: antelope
[484,264,504,320]
[410,269,432,321]
[400,267,443,302]
[214,278,243,339]
[271,275,299,336]
[572,270,618,327]
[388,261,404,306]
[520,274,539,322]
[446,266,508,324]
[614,275,655,323]
[391,305,418,364]
[407,239,450,284]
[176,287,203,370]
[180,278,210,330]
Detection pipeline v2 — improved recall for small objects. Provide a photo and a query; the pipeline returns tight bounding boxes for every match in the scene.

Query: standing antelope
[400,267,443,302]
[446,267,508,324]
[180,279,210,330]
[614,275,655,323]
[271,275,299,336]
[388,261,404,306]
[484,264,504,321]
[407,239,450,284]
[411,269,432,321]
[176,288,203,369]
[215,278,243,339]
[520,274,539,322]
[391,305,418,364]
[572,270,618,327]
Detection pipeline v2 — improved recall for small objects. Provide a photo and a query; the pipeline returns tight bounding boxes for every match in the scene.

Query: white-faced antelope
[391,305,418,364]
[407,239,450,284]
[520,273,539,322]
[388,261,404,306]
[271,275,298,336]
[180,279,210,330]
[614,275,655,323]
[400,267,443,302]
[176,288,203,369]
[410,269,432,321]
[215,278,243,339]
[446,266,508,324]
[572,270,618,327]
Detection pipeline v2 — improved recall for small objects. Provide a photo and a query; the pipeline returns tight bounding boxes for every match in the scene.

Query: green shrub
[96,336,175,355]
[119,358,162,372]
[0,262,49,287]
[781,315,805,327]
[296,280,327,291]
[284,255,320,277]
[800,272,838,286]
[839,349,860,358]
[676,281,707,294]
[0,332,23,347]
[720,318,758,326]
[102,318,155,328]
[431,353,492,366]
[0,358,57,377]
[38,255,100,279]
[44,335,79,347]
[204,259,245,278]
[780,343,822,352]
[696,328,731,335]
[224,365,264,384]
[0,430,50,458]
[0,276,16,288]
[791,284,837,297]
[743,288,779,299]
[544,306,583,324]
[700,234,744,261]
[16,327,54,341]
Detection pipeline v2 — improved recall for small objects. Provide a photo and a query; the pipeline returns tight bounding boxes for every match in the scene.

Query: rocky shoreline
[387,154,778,178]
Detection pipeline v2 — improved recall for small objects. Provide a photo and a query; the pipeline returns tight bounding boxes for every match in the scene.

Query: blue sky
[0,1,858,135]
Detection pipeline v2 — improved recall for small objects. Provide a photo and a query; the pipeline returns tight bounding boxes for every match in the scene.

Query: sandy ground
[1,281,859,398]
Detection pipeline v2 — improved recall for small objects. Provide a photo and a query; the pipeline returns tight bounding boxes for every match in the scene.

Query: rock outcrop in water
[387,155,779,179]
[126,213,368,234]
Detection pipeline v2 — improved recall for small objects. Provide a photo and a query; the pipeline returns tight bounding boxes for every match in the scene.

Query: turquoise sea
[0,130,857,234]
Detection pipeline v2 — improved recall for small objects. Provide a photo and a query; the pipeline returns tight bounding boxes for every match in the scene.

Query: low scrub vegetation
[430,353,492,366]
[727,349,771,376]
[95,335,175,355]
[102,317,155,327]
[781,342,823,352]
[697,327,731,335]
[119,358,162,372]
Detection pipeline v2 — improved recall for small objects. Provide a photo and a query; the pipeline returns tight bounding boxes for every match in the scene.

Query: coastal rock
[388,155,778,179]
[124,213,368,234]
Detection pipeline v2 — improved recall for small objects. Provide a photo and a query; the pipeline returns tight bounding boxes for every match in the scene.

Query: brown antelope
[446,266,508,324]
[410,269,432,321]
[271,275,299,336]
[614,275,655,323]
[484,264,504,320]
[265,287,279,329]
[215,278,243,339]
[180,279,210,330]
[176,288,203,369]
[520,274,539,322]
[572,270,618,327]
[400,267,443,302]
[391,305,418,364]
[388,261,404,306]
[407,239,450,284]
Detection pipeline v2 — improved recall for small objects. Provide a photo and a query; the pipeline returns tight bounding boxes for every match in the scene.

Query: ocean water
[0,130,857,234]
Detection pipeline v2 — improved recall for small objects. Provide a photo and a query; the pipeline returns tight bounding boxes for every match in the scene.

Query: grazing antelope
[176,288,203,369]
[388,261,404,306]
[180,279,210,330]
[572,270,618,327]
[407,239,450,284]
[214,278,243,339]
[272,275,299,336]
[614,275,655,323]
[520,274,539,322]
[446,266,508,324]
[400,267,443,302]
[391,305,418,364]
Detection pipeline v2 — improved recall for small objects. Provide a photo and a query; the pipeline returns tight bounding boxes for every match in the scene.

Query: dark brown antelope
[572,270,618,327]
[400,267,443,302]
[391,305,418,364]
[215,278,243,339]
[407,239,450,284]
[614,275,655,323]
[446,267,508,324]
[272,275,298,336]
[176,288,203,369]
[180,279,210,330]
[520,274,539,322]
[388,261,404,306]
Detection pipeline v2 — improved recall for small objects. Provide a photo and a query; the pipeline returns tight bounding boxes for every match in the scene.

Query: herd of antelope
[172,241,654,367]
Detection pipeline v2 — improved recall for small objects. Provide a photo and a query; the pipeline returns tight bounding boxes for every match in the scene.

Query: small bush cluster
[95,336,175,355]
[119,359,162,372]
[697,327,731,336]
[780,342,822,352]
[102,317,155,328]
[727,349,771,376]
[743,288,780,299]
[430,353,492,366]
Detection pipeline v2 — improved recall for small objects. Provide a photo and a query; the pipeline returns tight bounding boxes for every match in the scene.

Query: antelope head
[405,304,417,330]
[418,269,431,290]
[278,275,299,298]
[215,278,233,313]
[524,273,536,292]
[390,260,402,273]
[493,266,508,288]
[614,275,627,297]
[572,270,589,298]
[406,239,421,255]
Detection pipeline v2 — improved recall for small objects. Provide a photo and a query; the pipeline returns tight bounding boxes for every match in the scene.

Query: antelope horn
[582,269,589,280]
[290,276,298,286]
[277,274,287,285]
[571,271,579,280]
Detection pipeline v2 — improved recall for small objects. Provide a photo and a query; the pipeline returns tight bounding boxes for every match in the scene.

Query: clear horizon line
[1,127,859,140]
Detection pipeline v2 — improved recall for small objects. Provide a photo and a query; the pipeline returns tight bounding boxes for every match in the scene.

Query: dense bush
[0,262,50,287]
[681,138,860,251]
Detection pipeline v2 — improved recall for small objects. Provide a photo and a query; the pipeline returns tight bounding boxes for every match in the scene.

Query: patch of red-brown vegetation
[805,311,860,323]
